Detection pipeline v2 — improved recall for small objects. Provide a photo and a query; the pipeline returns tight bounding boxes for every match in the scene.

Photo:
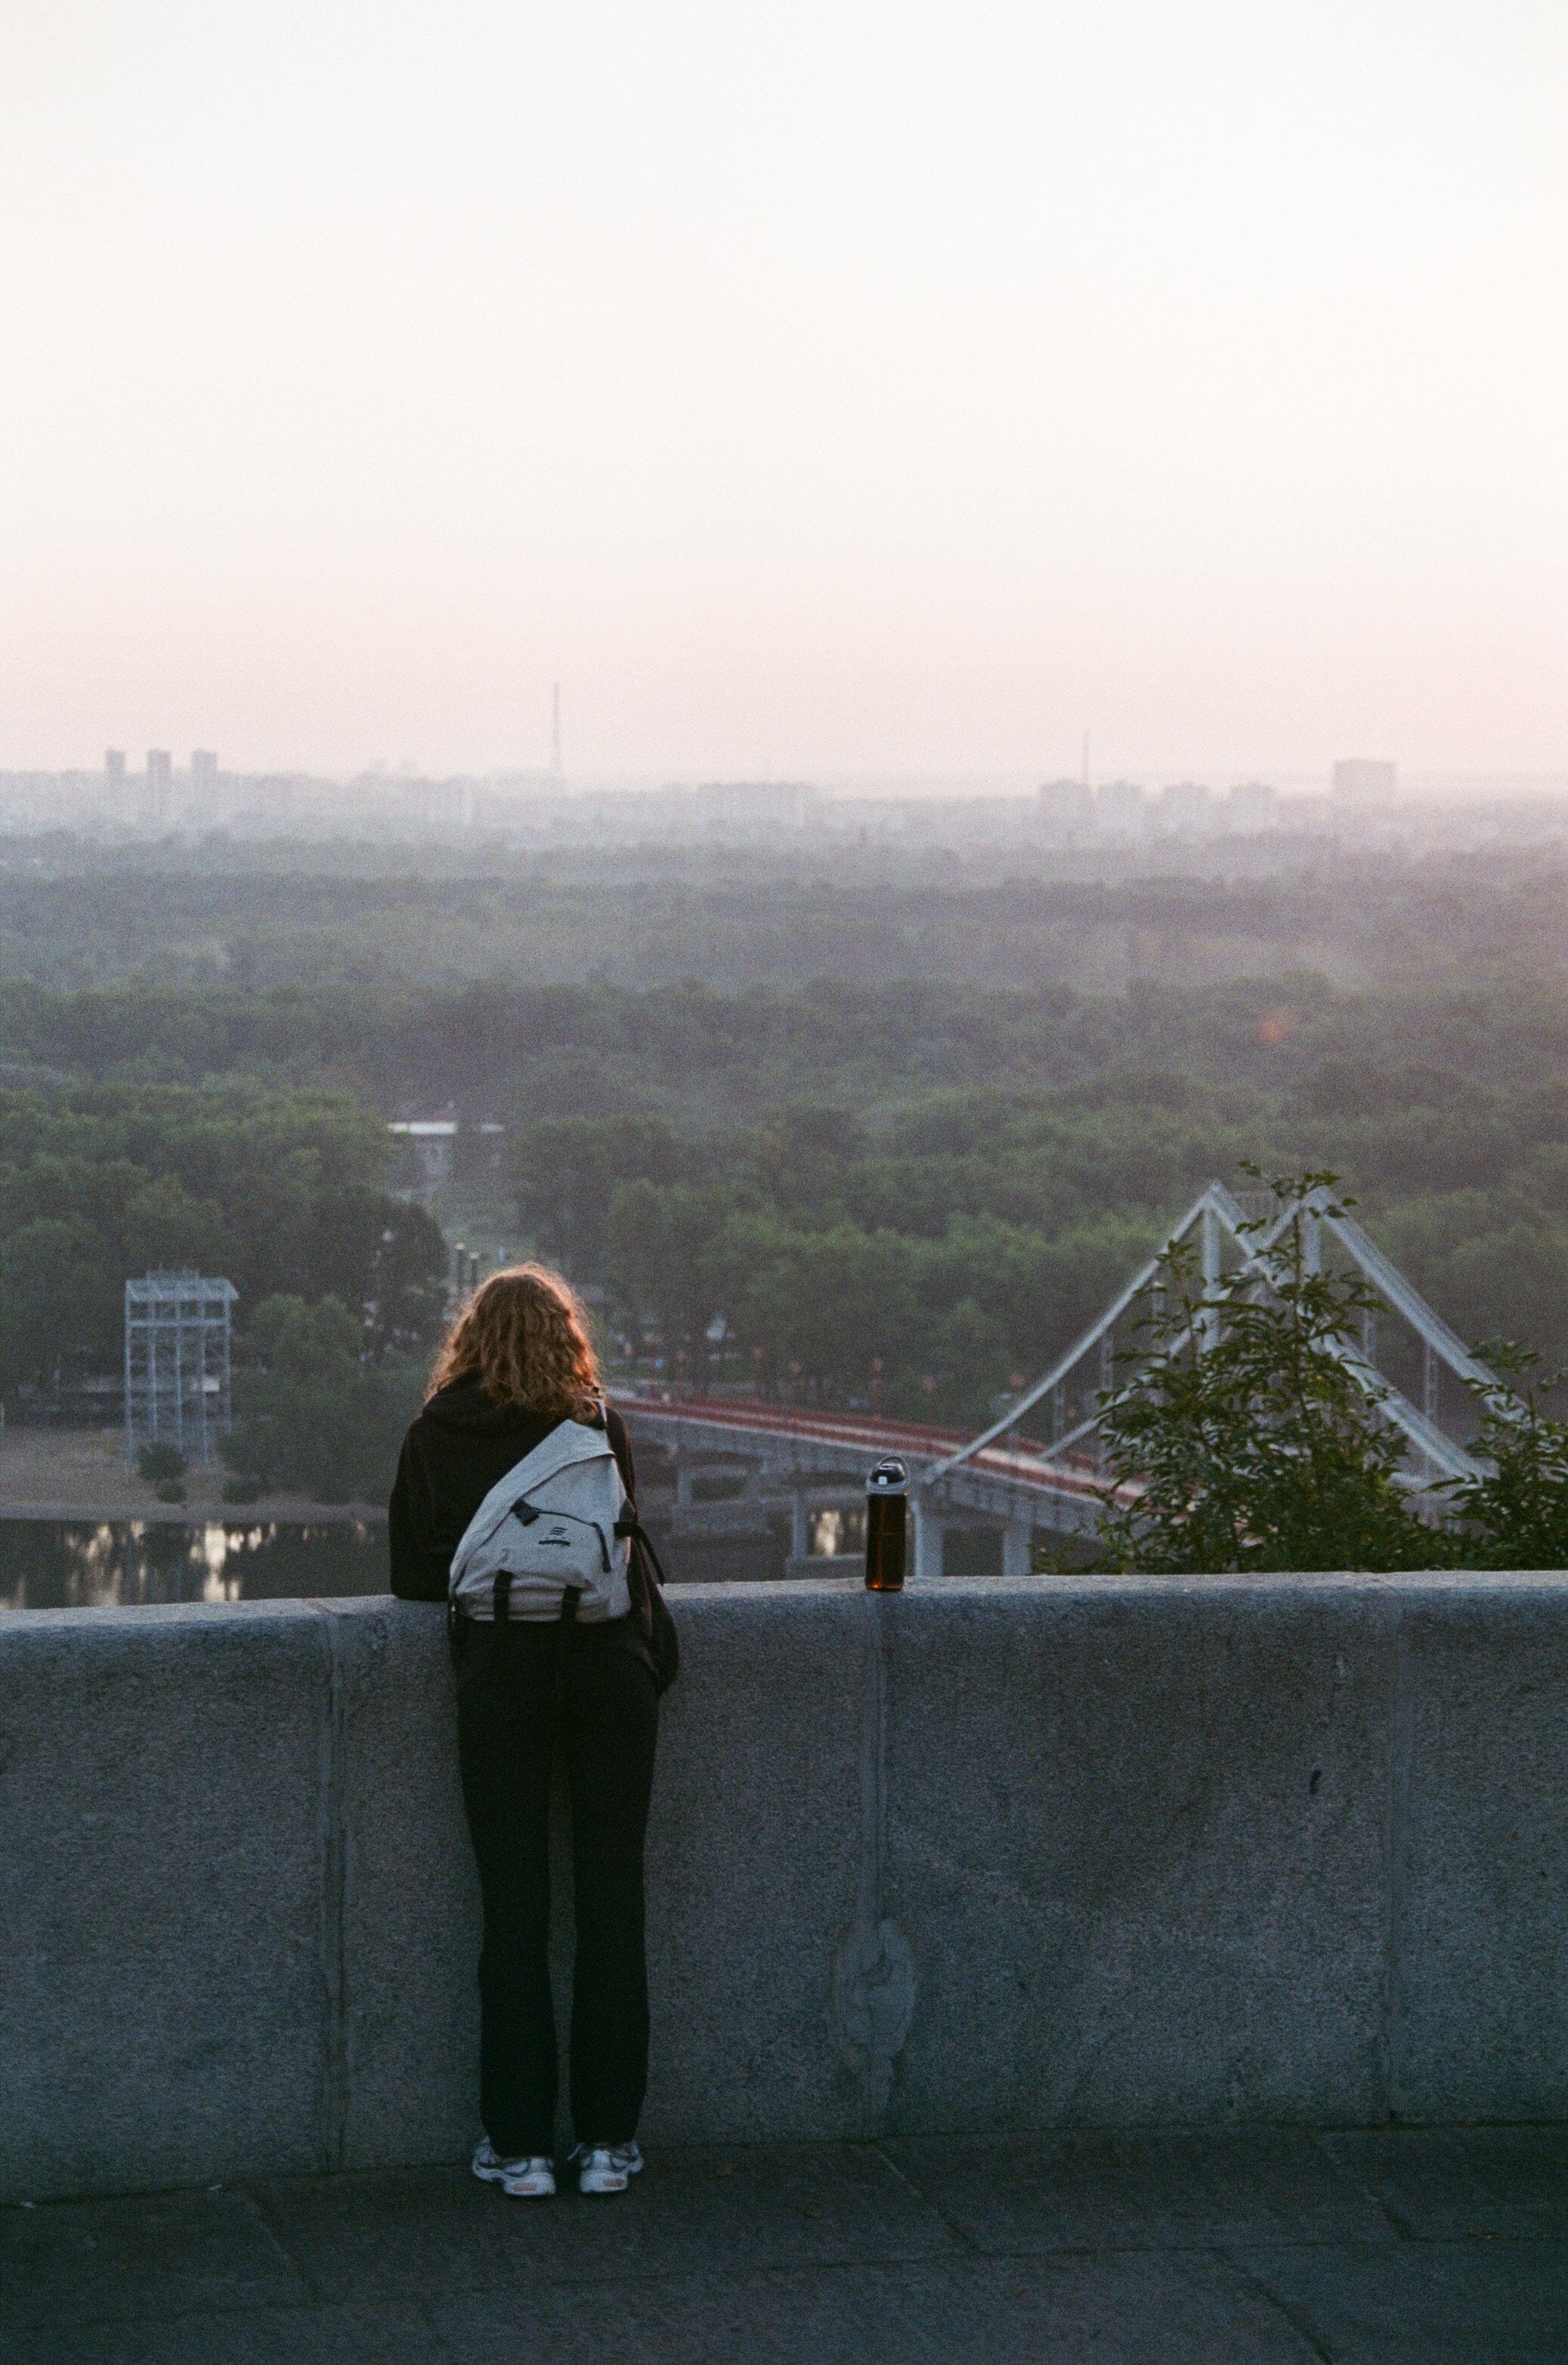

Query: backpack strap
[614,1510,680,1696]
[614,1513,669,1590]
[483,1569,574,1670]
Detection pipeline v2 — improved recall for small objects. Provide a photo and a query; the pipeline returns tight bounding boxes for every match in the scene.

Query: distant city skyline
[14,747,1568,803]
[6,747,1568,818]
[9,747,1568,807]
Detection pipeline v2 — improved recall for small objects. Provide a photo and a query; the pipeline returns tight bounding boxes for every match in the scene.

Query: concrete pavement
[5,2125,1566,2363]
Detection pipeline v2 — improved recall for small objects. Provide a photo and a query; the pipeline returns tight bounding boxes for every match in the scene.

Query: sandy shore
[0,1427,385,1523]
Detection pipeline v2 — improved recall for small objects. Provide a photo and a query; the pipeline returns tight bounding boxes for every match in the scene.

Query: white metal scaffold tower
[123,1271,237,1464]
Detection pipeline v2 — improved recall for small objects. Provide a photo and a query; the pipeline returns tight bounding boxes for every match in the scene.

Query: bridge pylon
[926,1178,1494,1527]
[621,1182,1498,1566]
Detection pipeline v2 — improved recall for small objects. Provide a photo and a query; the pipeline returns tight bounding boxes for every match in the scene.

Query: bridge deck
[620,1393,978,1460]
[618,1394,1115,1523]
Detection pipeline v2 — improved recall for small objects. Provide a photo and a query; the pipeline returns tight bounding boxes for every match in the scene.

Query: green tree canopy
[1095,1174,1439,1575]
[0,1077,445,1403]
[221,1294,423,1503]
[1443,1343,1568,1569]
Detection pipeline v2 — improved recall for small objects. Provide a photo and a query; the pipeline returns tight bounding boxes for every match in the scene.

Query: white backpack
[448,1415,633,1625]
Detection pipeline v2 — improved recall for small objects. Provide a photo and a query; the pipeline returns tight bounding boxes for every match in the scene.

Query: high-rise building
[1332,759,1396,803]
[144,750,172,828]
[1096,780,1146,839]
[104,749,126,787]
[190,750,218,789]
[1227,781,1279,833]
[1158,781,1214,835]
[1038,778,1094,837]
[694,781,815,835]
[416,778,476,833]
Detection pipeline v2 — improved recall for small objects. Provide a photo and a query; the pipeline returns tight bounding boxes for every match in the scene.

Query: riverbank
[0,1427,385,1524]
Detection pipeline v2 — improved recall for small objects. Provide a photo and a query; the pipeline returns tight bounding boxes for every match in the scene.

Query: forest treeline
[2,963,1566,1437]
[4,963,1568,1118]
[0,835,1566,993]
[514,1069,1568,1423]
[0,1077,443,1408]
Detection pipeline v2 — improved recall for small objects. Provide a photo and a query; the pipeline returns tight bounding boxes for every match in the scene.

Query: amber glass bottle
[864,1456,908,1591]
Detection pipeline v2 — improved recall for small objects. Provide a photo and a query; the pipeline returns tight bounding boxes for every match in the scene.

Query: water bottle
[864,1456,908,1591]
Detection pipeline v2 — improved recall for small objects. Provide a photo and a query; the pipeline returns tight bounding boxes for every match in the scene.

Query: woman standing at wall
[389,1264,671,2200]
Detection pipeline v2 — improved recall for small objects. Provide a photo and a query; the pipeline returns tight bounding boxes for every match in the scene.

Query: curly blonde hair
[428,1262,602,1421]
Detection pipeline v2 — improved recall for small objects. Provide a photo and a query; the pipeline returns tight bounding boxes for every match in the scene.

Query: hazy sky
[2,2,1564,783]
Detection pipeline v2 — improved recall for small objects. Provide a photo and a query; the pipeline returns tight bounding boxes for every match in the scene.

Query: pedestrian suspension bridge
[620,1180,1494,1575]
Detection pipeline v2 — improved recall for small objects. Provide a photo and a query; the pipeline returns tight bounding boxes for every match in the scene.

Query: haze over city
[2,0,1565,783]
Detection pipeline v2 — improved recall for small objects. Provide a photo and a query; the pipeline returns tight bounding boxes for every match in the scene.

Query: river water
[0,1518,388,1610]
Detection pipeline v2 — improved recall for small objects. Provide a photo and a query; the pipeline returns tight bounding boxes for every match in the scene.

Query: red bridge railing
[617,1391,1106,1502]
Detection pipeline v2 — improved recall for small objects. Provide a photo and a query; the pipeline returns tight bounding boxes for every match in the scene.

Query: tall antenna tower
[550,681,562,781]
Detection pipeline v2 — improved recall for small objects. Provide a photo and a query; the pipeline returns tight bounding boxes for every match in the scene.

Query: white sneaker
[472,2137,556,2198]
[571,2141,644,2195]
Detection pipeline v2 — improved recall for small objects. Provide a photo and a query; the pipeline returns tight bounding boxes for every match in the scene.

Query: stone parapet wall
[2,1573,1566,2200]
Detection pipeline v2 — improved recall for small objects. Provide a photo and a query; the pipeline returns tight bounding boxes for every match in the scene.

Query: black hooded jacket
[388,1374,652,1665]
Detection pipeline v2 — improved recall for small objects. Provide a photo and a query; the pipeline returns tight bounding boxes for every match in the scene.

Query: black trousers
[455,1621,658,2157]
